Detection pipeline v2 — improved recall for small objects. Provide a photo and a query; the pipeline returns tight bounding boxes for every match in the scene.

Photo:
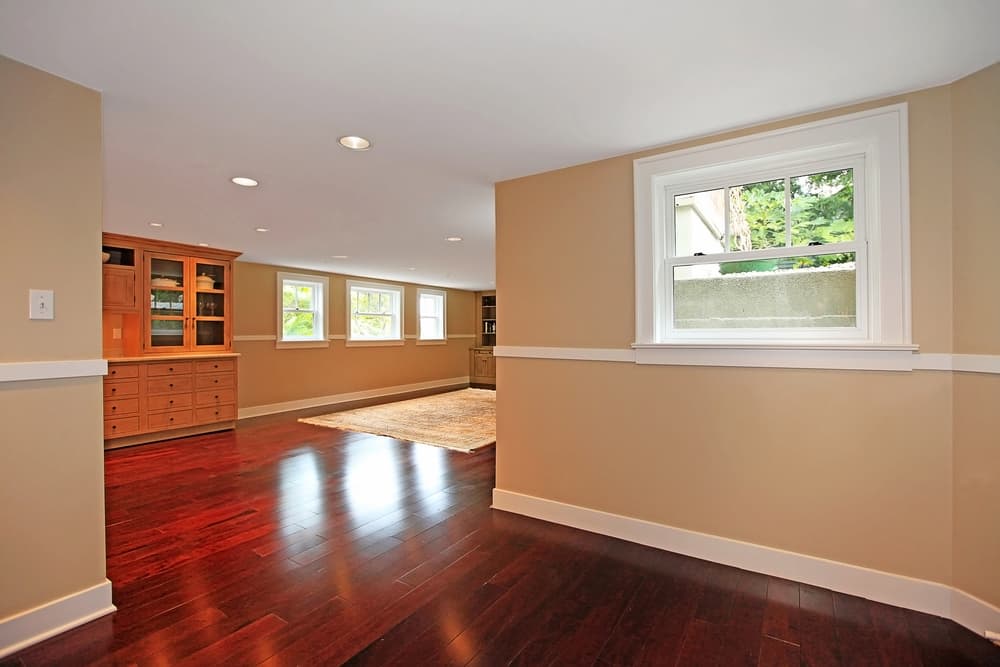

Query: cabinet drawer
[195,373,235,389]
[196,404,236,424]
[195,388,235,406]
[104,398,139,417]
[195,359,235,374]
[104,417,140,438]
[104,381,139,399]
[106,364,139,380]
[148,393,193,412]
[148,409,194,430]
[146,361,193,377]
[147,375,194,394]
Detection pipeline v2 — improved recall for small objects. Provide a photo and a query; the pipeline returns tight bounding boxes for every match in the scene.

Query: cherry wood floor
[5,414,999,666]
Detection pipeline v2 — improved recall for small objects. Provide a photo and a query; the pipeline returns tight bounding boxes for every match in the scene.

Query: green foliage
[720,169,854,274]
[282,311,315,338]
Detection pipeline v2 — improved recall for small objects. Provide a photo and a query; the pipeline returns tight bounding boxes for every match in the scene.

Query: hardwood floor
[5,415,999,666]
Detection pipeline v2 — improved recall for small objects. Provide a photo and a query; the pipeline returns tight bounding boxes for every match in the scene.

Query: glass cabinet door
[192,259,228,350]
[146,253,188,351]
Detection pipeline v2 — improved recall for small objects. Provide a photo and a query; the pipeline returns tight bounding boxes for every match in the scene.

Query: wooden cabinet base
[104,421,236,450]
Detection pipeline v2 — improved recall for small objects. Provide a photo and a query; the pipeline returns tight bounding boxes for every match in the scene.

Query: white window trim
[276,272,329,349]
[416,288,448,344]
[633,103,913,367]
[346,279,404,346]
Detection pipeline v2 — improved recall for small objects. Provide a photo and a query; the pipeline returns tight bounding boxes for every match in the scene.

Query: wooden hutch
[101,233,241,448]
[470,291,496,386]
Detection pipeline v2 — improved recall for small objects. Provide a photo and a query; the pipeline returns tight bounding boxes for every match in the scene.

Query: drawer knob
[169,417,174,422]
[111,370,117,376]
[215,410,220,416]
[168,367,174,372]
[111,425,117,431]
[214,394,219,399]
[213,364,219,369]
[169,383,174,388]
[111,406,117,412]
[214,379,219,384]
[111,388,117,394]
[169,400,174,405]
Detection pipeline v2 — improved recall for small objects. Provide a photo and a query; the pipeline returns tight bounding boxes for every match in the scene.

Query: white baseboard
[0,579,115,659]
[238,376,471,419]
[952,587,1000,639]
[492,489,1000,638]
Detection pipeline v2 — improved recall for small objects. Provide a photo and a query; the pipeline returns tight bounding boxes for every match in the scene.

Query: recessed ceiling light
[231,176,259,187]
[198,242,209,247]
[331,255,349,259]
[407,267,416,271]
[338,136,372,151]
[255,227,269,233]
[445,236,463,242]
[149,222,163,227]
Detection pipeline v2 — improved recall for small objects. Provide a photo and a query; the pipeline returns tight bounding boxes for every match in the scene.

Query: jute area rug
[298,388,496,453]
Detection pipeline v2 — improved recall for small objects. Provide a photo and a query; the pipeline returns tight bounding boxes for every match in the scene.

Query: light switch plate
[29,289,54,320]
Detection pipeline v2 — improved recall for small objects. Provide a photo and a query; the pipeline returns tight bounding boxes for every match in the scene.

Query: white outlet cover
[29,289,54,320]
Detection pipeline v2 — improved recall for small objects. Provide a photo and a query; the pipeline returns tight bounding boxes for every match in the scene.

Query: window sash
[278,276,327,343]
[349,283,402,341]
[657,155,869,342]
[418,291,446,340]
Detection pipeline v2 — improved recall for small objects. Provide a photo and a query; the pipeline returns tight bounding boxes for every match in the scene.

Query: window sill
[345,339,405,348]
[416,339,448,346]
[276,339,330,350]
[632,342,919,371]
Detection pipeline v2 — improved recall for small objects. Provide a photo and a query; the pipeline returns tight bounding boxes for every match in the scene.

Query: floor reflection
[343,439,403,523]
[277,447,324,536]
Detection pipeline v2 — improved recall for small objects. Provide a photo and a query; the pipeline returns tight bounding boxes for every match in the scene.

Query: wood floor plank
[6,406,999,666]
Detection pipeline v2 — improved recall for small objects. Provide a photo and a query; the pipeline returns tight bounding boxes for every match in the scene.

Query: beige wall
[234,261,477,408]
[496,65,998,604]
[0,57,107,618]
[951,64,1000,608]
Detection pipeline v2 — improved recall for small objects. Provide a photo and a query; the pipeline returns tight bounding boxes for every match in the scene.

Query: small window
[634,104,911,354]
[417,288,447,341]
[277,272,329,347]
[348,280,403,343]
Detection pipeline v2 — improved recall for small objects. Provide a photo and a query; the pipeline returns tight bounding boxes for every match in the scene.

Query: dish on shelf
[150,277,179,288]
[195,274,215,290]
[101,252,111,263]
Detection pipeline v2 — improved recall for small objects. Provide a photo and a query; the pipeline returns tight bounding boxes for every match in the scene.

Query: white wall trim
[0,359,108,383]
[493,346,635,363]
[238,376,470,419]
[492,490,1000,639]
[952,588,1000,639]
[0,579,115,659]
[493,346,1000,374]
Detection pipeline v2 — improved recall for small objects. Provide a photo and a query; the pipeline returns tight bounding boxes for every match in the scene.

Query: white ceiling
[1,1,997,290]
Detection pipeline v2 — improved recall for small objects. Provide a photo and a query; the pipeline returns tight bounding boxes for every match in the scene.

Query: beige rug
[298,388,496,452]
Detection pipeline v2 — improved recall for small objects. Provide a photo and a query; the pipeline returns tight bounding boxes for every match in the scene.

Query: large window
[348,280,403,343]
[634,104,911,364]
[277,272,328,347]
[417,288,447,341]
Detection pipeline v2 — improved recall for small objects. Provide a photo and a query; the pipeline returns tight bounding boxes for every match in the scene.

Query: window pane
[791,169,854,246]
[150,318,184,347]
[282,284,296,308]
[674,189,725,257]
[420,294,442,317]
[351,314,393,339]
[296,285,314,310]
[729,179,785,251]
[421,316,443,339]
[282,311,316,338]
[673,253,856,329]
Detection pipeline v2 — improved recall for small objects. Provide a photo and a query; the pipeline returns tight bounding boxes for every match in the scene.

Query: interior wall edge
[0,579,114,660]
[492,488,1000,638]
